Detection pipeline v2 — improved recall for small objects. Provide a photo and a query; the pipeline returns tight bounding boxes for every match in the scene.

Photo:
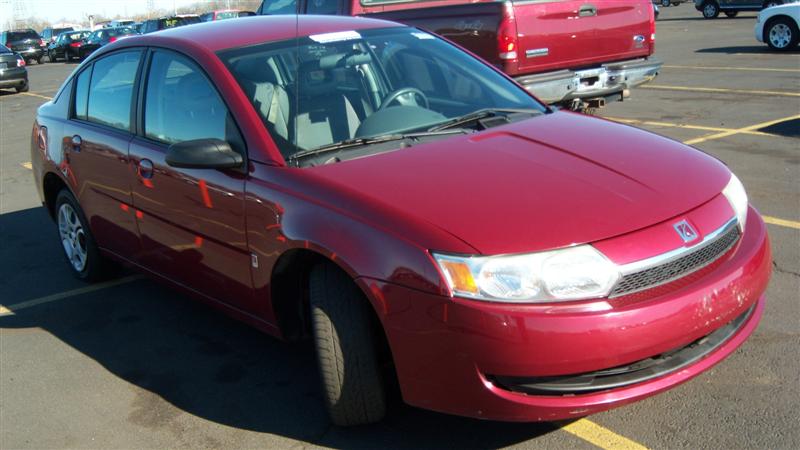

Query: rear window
[54,28,73,35]
[8,31,39,41]
[109,27,136,37]
[159,16,201,29]
[216,11,239,20]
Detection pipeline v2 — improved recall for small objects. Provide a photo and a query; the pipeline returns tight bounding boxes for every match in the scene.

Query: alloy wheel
[58,203,88,272]
[703,3,718,18]
[769,23,792,48]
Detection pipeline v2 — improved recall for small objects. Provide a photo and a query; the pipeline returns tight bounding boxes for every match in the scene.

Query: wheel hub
[770,24,792,48]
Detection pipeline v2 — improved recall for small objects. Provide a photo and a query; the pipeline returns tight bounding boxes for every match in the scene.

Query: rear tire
[702,1,720,18]
[765,17,799,50]
[36,56,43,64]
[309,262,387,426]
[15,83,29,93]
[725,11,738,17]
[661,0,670,7]
[55,189,114,282]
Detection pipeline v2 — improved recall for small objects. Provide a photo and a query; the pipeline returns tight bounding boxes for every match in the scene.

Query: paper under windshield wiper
[288,129,469,163]
[427,108,544,132]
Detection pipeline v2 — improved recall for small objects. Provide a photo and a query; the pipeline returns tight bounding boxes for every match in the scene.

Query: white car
[756,3,800,50]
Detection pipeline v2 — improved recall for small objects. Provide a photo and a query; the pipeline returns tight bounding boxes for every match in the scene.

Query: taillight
[40,39,45,47]
[109,36,117,43]
[649,4,656,53]
[69,42,81,47]
[17,57,25,67]
[498,2,519,61]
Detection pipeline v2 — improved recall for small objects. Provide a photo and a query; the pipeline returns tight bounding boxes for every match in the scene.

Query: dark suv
[695,0,785,19]
[1,29,44,64]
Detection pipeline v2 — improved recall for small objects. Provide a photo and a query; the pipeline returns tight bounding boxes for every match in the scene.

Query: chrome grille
[610,221,741,298]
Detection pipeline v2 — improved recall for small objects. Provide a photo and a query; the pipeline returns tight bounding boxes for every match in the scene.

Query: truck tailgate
[514,0,653,74]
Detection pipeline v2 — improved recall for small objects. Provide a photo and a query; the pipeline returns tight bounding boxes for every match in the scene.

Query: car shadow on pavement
[696,45,800,54]
[0,207,558,447]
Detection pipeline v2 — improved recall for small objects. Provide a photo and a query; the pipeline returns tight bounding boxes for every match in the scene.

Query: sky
[1,0,209,26]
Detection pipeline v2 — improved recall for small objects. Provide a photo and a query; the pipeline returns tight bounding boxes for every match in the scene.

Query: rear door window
[85,51,142,131]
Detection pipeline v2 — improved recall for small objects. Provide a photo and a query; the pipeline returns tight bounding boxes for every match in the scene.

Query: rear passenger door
[62,50,143,259]
[128,49,255,313]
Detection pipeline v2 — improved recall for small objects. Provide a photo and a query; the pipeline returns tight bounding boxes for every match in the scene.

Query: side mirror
[165,138,243,169]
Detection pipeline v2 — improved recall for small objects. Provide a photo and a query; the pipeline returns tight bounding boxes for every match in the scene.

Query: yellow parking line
[763,216,800,230]
[21,162,32,170]
[683,113,800,145]
[19,92,53,101]
[642,85,800,98]
[608,117,772,137]
[0,275,143,316]
[663,65,800,73]
[562,419,649,450]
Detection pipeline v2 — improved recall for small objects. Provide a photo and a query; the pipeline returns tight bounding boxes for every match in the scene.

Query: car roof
[137,15,403,53]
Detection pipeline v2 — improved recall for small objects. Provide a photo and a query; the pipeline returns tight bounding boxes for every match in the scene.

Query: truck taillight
[17,57,25,67]
[649,4,656,54]
[498,1,518,61]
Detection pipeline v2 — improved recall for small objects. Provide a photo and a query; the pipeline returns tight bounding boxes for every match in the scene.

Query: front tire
[661,0,670,7]
[15,82,29,93]
[55,190,112,282]
[309,263,387,426]
[765,17,799,50]
[702,1,720,18]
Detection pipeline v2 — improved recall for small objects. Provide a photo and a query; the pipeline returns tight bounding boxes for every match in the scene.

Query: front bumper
[755,20,765,43]
[361,207,771,421]
[0,67,28,88]
[514,58,663,104]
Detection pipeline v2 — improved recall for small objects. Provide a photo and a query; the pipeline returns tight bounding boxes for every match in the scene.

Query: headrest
[234,57,279,84]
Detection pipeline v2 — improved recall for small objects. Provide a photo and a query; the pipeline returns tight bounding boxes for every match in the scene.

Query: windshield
[220,27,545,164]
[63,31,89,42]
[160,16,201,29]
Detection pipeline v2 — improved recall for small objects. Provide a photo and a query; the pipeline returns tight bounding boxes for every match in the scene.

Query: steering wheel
[378,87,429,111]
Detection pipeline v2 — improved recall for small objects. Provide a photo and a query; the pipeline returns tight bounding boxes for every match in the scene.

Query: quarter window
[144,51,243,153]
[86,51,142,131]
[73,66,91,120]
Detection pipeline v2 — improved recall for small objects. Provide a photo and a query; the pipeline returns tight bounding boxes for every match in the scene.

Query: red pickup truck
[256,0,661,110]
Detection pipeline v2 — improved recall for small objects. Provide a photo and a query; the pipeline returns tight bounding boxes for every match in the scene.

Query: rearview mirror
[165,139,243,169]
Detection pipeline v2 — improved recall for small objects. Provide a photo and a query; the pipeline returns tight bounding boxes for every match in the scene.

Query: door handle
[579,4,597,17]
[71,135,82,152]
[138,159,154,179]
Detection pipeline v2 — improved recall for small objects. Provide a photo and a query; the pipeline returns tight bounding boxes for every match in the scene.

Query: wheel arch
[763,14,795,42]
[42,171,70,219]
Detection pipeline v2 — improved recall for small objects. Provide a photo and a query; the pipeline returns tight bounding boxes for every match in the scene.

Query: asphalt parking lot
[1,6,798,449]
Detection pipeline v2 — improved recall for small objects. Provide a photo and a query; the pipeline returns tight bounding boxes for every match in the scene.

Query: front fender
[244,162,476,322]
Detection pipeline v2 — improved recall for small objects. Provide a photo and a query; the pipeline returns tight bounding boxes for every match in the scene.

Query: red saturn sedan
[31,16,771,426]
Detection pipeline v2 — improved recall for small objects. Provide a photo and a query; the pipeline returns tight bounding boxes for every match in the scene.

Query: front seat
[234,57,293,154]
[294,59,361,151]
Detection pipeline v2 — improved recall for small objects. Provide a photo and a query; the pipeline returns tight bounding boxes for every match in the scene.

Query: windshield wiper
[427,108,545,132]
[288,129,470,165]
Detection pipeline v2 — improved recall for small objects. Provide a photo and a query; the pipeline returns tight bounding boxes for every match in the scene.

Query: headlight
[433,245,620,303]
[722,172,748,232]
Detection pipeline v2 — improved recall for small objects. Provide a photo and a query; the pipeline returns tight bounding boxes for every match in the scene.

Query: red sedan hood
[308,112,732,255]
